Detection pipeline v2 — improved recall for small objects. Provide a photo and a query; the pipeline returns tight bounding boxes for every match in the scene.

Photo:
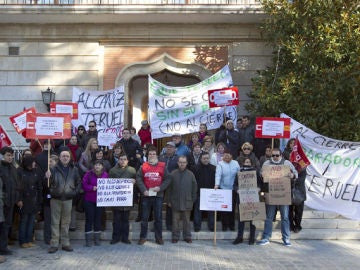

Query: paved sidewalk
[1,239,359,269]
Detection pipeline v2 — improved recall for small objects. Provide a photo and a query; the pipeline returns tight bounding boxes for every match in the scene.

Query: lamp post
[41,87,56,112]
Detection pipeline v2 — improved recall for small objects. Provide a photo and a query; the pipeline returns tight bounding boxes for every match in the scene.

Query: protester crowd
[0,116,306,263]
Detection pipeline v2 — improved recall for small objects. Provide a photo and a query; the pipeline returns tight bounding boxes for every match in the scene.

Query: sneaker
[156,239,164,245]
[283,240,292,247]
[21,243,30,248]
[27,242,36,247]
[257,239,269,246]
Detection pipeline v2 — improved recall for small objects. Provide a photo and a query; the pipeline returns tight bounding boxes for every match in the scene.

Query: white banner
[148,65,237,139]
[199,188,232,212]
[72,86,125,140]
[281,113,360,220]
[96,178,133,207]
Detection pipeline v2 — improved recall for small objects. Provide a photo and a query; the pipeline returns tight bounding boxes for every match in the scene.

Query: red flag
[290,137,310,172]
[0,124,13,148]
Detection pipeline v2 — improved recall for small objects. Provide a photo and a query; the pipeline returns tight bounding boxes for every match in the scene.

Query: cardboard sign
[208,87,239,108]
[238,189,259,203]
[262,165,291,183]
[255,117,290,138]
[238,171,257,189]
[199,188,232,212]
[96,178,134,207]
[0,124,12,148]
[9,107,36,134]
[50,102,78,120]
[25,113,71,139]
[265,177,291,205]
[239,202,266,221]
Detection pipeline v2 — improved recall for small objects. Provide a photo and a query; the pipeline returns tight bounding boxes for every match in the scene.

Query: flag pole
[47,138,50,187]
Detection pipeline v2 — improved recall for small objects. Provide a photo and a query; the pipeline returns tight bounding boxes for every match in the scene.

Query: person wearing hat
[218,119,241,159]
[138,120,154,147]
[46,148,81,254]
[82,159,109,247]
[172,134,190,157]
[159,141,180,231]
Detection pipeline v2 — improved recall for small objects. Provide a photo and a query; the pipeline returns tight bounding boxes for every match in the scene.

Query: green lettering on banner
[343,158,351,167]
[334,155,342,165]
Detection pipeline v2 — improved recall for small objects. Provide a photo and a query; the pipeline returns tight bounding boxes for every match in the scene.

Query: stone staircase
[34,206,360,242]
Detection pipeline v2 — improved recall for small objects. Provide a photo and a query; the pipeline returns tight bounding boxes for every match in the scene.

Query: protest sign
[96,178,134,207]
[200,188,232,212]
[0,124,12,148]
[97,132,118,148]
[265,177,292,205]
[238,189,259,203]
[238,170,257,189]
[25,113,71,139]
[148,65,237,139]
[208,87,239,108]
[9,107,36,134]
[280,113,360,220]
[239,202,266,221]
[262,165,291,183]
[255,117,291,138]
[50,102,78,119]
[72,86,125,141]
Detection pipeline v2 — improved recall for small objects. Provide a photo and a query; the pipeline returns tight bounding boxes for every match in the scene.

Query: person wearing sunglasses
[257,148,298,247]
[237,142,261,172]
[80,121,98,149]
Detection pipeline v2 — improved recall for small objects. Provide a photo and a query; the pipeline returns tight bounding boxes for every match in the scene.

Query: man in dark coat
[167,156,197,243]
[118,128,142,170]
[0,146,20,255]
[193,152,216,232]
[46,148,81,254]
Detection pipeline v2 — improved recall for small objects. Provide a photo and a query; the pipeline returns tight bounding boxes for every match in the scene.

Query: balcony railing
[0,0,260,5]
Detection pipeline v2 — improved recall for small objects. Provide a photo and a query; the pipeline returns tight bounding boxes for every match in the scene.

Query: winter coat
[118,138,143,170]
[193,162,216,194]
[17,167,42,214]
[215,160,240,190]
[166,169,197,211]
[0,160,19,207]
[49,163,81,201]
[82,170,109,203]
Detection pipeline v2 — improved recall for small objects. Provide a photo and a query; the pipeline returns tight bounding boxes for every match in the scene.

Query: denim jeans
[0,204,14,250]
[140,196,163,240]
[193,197,214,231]
[84,200,103,233]
[112,209,130,241]
[19,213,35,244]
[262,204,290,242]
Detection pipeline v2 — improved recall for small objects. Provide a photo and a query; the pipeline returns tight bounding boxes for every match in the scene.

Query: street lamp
[41,87,56,111]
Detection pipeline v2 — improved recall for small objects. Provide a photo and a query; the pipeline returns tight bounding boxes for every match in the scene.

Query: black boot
[85,232,92,247]
[232,237,243,245]
[249,225,256,245]
[94,232,101,246]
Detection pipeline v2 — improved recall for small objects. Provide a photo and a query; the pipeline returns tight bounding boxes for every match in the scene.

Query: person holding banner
[108,153,136,245]
[46,148,81,254]
[136,147,171,245]
[214,149,240,231]
[82,159,109,247]
[166,156,197,244]
[257,148,298,247]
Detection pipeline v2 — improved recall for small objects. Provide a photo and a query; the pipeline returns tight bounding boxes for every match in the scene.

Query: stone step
[34,207,360,241]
